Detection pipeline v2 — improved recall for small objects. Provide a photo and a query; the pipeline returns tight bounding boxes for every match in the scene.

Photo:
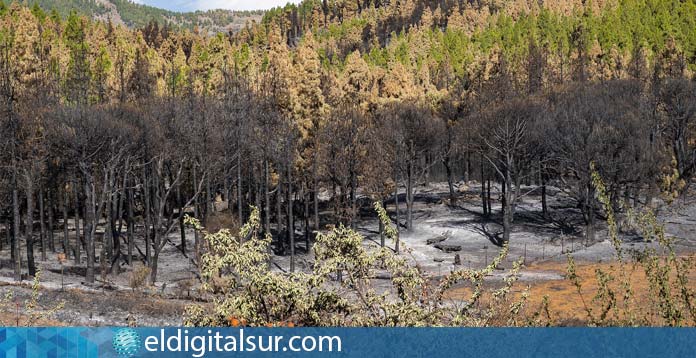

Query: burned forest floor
[1,181,695,326]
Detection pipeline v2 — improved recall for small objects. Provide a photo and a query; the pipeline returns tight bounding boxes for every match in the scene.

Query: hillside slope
[26,0,264,32]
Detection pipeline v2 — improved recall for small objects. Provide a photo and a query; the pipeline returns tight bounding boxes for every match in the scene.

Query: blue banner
[0,327,693,357]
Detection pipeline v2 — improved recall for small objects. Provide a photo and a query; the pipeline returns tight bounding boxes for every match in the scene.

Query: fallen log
[434,243,462,253]
[426,236,448,245]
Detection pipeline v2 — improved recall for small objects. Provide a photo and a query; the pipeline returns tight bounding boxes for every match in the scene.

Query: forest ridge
[27,0,265,32]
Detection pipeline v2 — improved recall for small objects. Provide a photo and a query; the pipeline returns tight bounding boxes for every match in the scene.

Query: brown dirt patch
[447,257,696,326]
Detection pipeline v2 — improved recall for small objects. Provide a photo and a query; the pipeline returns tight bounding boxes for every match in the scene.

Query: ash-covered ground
[1,181,695,326]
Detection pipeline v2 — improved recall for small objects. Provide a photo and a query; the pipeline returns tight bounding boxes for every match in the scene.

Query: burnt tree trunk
[444,154,456,205]
[62,186,70,256]
[127,184,134,266]
[192,166,200,258]
[11,174,21,281]
[379,199,385,248]
[405,156,414,231]
[486,178,492,216]
[465,151,471,183]
[47,188,55,253]
[73,179,82,265]
[502,167,513,244]
[264,158,271,234]
[303,181,310,253]
[313,160,319,232]
[177,181,186,255]
[480,160,488,217]
[204,173,211,221]
[38,186,47,260]
[263,161,272,268]
[276,172,284,252]
[25,171,36,277]
[82,170,96,284]
[2,216,7,251]
[540,160,548,218]
[394,170,400,254]
[104,177,114,262]
[237,147,243,224]
[583,183,596,244]
[287,163,295,273]
[143,166,152,265]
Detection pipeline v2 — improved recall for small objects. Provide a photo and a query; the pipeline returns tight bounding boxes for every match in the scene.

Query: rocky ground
[0,181,694,326]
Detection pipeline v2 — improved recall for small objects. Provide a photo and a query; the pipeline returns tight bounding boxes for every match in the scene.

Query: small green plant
[0,269,64,326]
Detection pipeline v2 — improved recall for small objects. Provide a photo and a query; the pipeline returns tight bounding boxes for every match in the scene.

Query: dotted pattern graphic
[112,328,141,357]
[0,327,116,358]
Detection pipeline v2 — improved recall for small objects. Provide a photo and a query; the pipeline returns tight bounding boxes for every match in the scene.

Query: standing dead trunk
[585,207,595,245]
[25,172,36,277]
[287,162,294,272]
[73,179,82,265]
[264,159,271,234]
[38,186,47,261]
[303,181,310,252]
[254,174,262,219]
[424,153,430,188]
[143,166,152,266]
[148,164,164,285]
[405,155,414,231]
[224,172,231,211]
[332,184,339,226]
[394,170,400,254]
[379,199,385,248]
[313,160,319,232]
[263,162,272,269]
[105,178,114,263]
[276,181,283,253]
[2,217,7,251]
[126,184,134,265]
[486,178,492,216]
[11,176,21,281]
[192,166,200,258]
[109,181,121,274]
[540,161,548,219]
[6,59,21,281]
[349,165,357,229]
[480,160,488,217]
[62,187,70,256]
[177,182,186,255]
[237,149,243,224]
[150,237,160,284]
[47,189,55,253]
[464,151,471,183]
[501,175,507,214]
[204,174,212,220]
[502,167,513,244]
[82,170,96,284]
[583,184,596,244]
[444,155,456,205]
[117,173,126,239]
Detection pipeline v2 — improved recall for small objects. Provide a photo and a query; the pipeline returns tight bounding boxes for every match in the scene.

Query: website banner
[0,327,694,357]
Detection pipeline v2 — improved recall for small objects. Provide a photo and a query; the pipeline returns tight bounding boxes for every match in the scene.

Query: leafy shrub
[128,265,151,292]
[564,164,695,326]
[184,205,527,327]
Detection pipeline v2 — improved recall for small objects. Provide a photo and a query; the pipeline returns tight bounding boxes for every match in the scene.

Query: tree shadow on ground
[468,222,506,247]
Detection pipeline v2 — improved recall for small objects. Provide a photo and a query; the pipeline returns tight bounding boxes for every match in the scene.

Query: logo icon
[112,328,141,357]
